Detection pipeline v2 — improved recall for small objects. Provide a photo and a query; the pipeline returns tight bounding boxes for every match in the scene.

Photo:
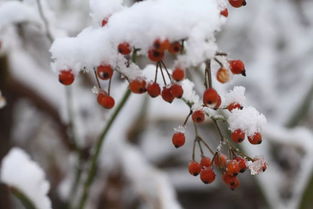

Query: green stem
[77,89,131,209]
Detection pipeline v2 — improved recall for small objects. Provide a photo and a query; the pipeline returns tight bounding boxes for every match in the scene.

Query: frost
[248,158,267,175]
[0,148,52,209]
[0,1,40,29]
[174,125,186,134]
[224,86,247,107]
[227,106,267,136]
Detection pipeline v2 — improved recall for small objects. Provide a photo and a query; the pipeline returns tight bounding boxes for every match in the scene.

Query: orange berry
[153,39,170,51]
[222,173,238,185]
[129,79,146,94]
[220,8,229,17]
[172,67,185,81]
[168,41,182,54]
[227,102,242,111]
[147,82,161,98]
[200,156,211,168]
[118,42,132,55]
[234,157,247,173]
[226,160,240,176]
[161,87,175,103]
[248,132,262,144]
[228,0,246,8]
[231,129,245,143]
[148,49,164,62]
[214,153,227,168]
[229,178,240,190]
[203,88,219,106]
[96,65,113,80]
[229,60,246,76]
[188,161,201,176]
[192,110,205,123]
[170,84,184,98]
[59,70,74,86]
[200,168,216,184]
[216,67,230,83]
[172,132,185,148]
[97,92,115,109]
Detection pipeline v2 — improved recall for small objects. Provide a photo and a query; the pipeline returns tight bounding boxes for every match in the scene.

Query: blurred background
[0,0,313,209]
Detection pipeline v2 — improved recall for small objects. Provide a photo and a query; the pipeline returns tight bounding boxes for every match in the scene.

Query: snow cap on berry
[248,157,267,175]
[227,106,267,136]
[224,86,247,107]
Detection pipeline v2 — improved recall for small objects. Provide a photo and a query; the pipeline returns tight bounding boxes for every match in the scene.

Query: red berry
[200,156,211,168]
[170,84,184,98]
[192,110,205,123]
[188,161,201,176]
[203,88,219,106]
[97,92,115,109]
[216,67,230,83]
[222,173,238,186]
[214,153,227,168]
[118,42,132,55]
[229,178,240,190]
[59,70,74,85]
[200,168,216,184]
[161,87,175,103]
[226,160,240,176]
[172,132,185,148]
[148,49,164,62]
[228,0,246,8]
[153,39,170,51]
[229,60,246,76]
[227,102,242,111]
[231,129,245,143]
[147,82,161,98]
[214,95,222,110]
[234,157,247,173]
[248,132,262,144]
[129,79,146,94]
[96,65,113,80]
[172,67,185,81]
[168,41,182,54]
[101,18,109,27]
[220,8,229,17]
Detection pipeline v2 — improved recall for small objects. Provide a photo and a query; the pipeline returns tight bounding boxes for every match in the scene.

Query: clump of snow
[248,157,267,175]
[174,125,186,133]
[0,1,40,29]
[89,0,123,24]
[50,0,225,75]
[224,86,247,107]
[181,79,200,106]
[0,148,52,209]
[227,106,267,136]
[0,90,6,108]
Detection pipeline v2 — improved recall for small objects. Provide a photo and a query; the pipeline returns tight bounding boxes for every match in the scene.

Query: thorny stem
[77,89,132,209]
[35,0,53,43]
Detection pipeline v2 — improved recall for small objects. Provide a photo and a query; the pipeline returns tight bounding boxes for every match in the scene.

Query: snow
[0,148,52,209]
[248,157,266,175]
[89,0,123,24]
[0,1,40,29]
[224,86,247,107]
[227,106,267,136]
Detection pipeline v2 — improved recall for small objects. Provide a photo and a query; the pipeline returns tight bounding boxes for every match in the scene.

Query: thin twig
[160,60,172,84]
[93,68,102,89]
[183,110,193,126]
[36,0,53,43]
[205,60,212,89]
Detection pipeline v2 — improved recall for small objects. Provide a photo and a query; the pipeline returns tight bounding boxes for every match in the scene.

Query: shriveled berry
[192,110,205,123]
[97,65,113,80]
[148,49,164,62]
[172,67,185,81]
[228,0,246,8]
[129,79,146,94]
[216,67,230,83]
[220,8,229,17]
[203,88,219,106]
[229,60,246,76]
[200,168,216,184]
[227,102,242,111]
[170,84,183,98]
[231,129,245,143]
[97,92,115,109]
[168,41,182,54]
[234,157,247,173]
[59,70,74,86]
[248,132,262,144]
[226,160,240,176]
[147,82,161,98]
[200,156,211,168]
[214,153,227,168]
[172,132,185,148]
[162,87,175,103]
[188,161,201,176]
[118,42,132,55]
